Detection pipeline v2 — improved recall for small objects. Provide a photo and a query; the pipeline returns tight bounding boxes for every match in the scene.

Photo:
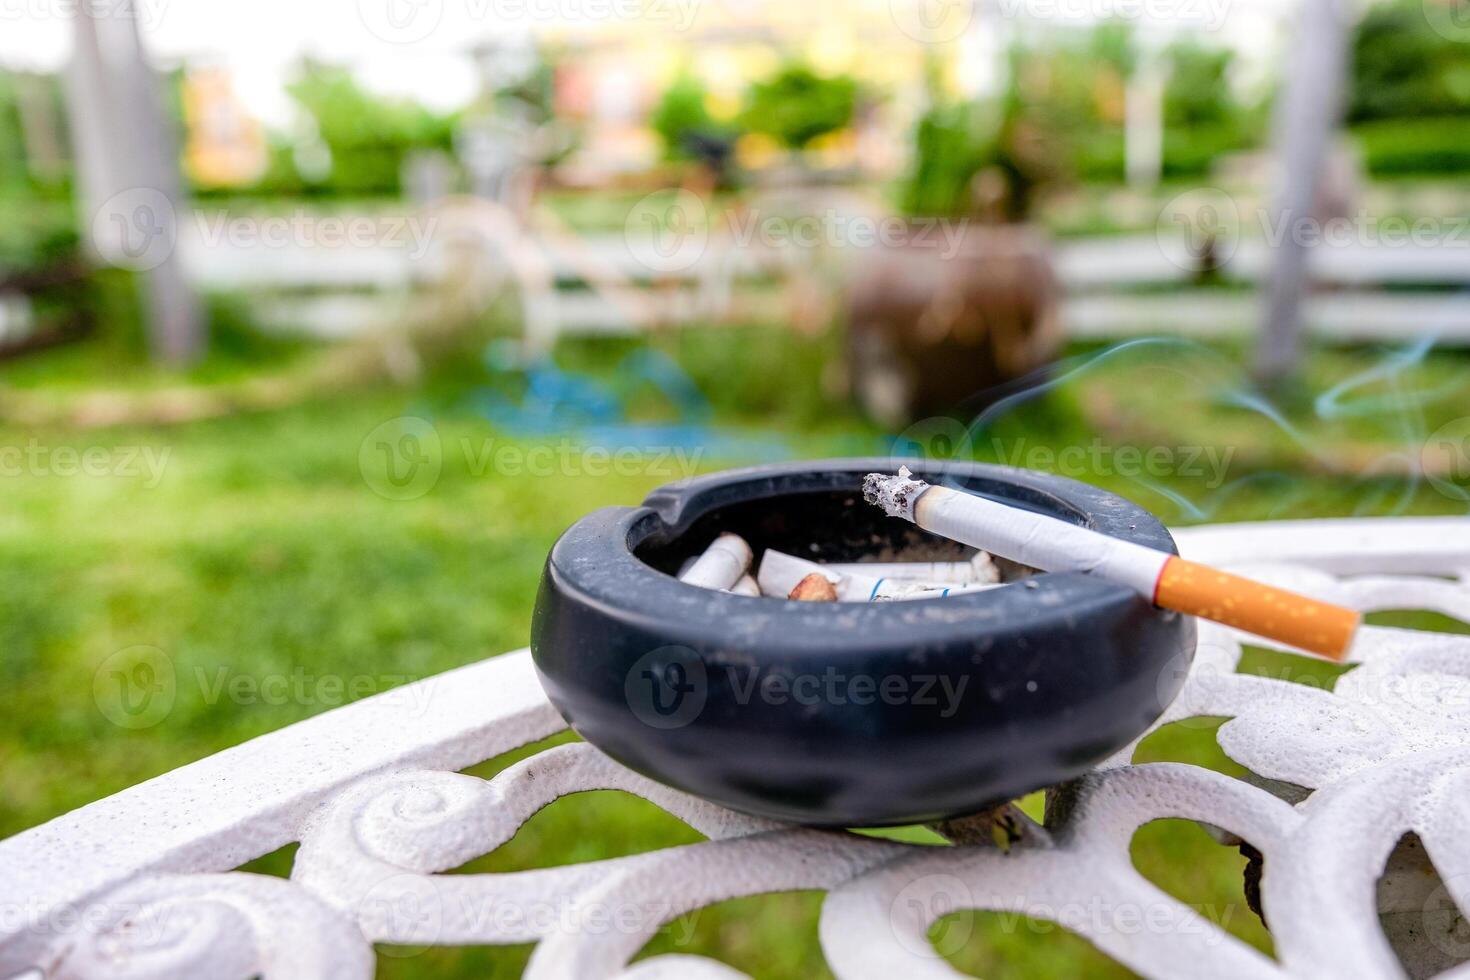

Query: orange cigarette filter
[1153,556,1361,661]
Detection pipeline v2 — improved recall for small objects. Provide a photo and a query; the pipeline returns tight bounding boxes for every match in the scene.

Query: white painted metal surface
[3,517,1470,978]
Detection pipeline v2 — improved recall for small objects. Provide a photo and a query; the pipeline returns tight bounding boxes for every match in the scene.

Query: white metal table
[3,517,1469,979]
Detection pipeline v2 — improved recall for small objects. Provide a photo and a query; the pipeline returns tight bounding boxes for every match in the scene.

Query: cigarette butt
[789,574,839,602]
[679,533,753,592]
[1154,556,1360,660]
[759,549,998,603]
[820,553,1000,585]
[729,575,761,598]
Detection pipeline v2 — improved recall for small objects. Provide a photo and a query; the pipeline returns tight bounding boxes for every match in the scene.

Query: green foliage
[917,30,1257,192]
[1163,42,1238,128]
[283,62,456,196]
[1073,124,1252,182]
[1353,116,1470,175]
[0,195,78,276]
[740,61,857,150]
[1351,0,1470,123]
[0,72,28,190]
[1088,21,1138,79]
[900,100,993,217]
[651,72,732,161]
[0,70,71,197]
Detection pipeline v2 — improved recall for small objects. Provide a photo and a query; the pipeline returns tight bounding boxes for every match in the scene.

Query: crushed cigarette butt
[679,533,754,592]
[728,575,761,597]
[760,548,998,603]
[789,574,839,602]
[821,552,1000,585]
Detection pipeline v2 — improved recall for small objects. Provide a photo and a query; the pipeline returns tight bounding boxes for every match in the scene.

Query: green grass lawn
[1,323,1467,977]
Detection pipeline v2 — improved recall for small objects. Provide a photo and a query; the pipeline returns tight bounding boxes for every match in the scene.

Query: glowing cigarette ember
[758,549,999,603]
[679,533,753,592]
[863,468,1360,660]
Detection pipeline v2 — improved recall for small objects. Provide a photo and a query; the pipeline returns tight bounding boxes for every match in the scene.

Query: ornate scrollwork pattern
[2,517,1468,978]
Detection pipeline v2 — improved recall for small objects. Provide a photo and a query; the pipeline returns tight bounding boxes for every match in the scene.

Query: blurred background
[3,0,1470,975]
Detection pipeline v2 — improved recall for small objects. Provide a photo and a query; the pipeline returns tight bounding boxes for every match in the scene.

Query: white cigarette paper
[819,553,1000,585]
[864,467,1168,595]
[758,549,999,603]
[729,575,761,597]
[679,533,754,592]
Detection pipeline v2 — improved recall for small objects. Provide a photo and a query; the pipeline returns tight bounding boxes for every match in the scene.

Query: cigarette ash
[862,466,930,521]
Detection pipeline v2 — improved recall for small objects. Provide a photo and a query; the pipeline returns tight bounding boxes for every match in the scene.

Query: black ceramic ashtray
[531,459,1196,827]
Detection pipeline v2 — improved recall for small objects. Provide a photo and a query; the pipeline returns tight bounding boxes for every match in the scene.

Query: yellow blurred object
[704,91,742,123]
[807,129,857,168]
[736,132,783,170]
[182,67,268,188]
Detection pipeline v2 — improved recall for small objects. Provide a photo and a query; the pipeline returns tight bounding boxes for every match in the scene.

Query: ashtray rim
[543,457,1180,649]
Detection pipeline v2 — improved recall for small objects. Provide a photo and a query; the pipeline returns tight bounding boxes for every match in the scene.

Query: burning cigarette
[863,468,1361,660]
[819,553,1000,585]
[759,549,999,603]
[679,533,753,592]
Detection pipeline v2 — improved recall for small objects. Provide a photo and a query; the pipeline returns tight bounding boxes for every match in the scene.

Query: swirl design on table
[4,527,1470,979]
